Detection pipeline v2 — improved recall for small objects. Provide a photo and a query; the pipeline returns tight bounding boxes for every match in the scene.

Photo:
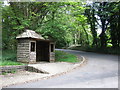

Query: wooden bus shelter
[16,29,55,63]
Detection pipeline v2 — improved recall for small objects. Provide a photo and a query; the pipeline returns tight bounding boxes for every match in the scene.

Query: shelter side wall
[29,40,36,63]
[17,39,30,63]
[49,42,55,62]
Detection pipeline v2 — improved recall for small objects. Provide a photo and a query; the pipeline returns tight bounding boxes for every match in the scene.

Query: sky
[3,1,10,6]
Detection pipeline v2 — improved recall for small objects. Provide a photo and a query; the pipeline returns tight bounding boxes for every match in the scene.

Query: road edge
[2,56,87,88]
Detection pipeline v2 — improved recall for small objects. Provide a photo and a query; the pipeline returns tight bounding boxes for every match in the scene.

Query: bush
[2,50,17,61]
[69,46,120,55]
[0,49,24,66]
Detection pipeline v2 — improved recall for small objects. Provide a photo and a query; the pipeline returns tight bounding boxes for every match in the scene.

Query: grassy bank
[69,46,120,55]
[0,50,24,66]
[1,50,79,66]
[55,50,79,63]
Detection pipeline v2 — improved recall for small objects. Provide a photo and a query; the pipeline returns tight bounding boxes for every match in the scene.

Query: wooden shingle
[16,29,45,40]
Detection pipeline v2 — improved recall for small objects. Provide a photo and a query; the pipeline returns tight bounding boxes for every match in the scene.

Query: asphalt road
[6,49,118,88]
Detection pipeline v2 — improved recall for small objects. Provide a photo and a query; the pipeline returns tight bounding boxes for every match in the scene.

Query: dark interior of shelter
[36,41,49,62]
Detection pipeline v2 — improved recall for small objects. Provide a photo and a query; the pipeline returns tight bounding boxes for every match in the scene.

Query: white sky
[3,1,10,6]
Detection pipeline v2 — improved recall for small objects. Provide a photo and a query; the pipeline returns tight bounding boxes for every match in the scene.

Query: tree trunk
[81,24,89,45]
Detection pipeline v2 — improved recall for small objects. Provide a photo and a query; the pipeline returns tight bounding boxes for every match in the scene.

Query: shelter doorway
[36,41,49,62]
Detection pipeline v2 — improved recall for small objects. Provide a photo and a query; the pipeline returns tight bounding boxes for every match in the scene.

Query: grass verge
[0,60,24,66]
[0,50,24,66]
[1,69,17,75]
[55,50,79,63]
[1,49,79,66]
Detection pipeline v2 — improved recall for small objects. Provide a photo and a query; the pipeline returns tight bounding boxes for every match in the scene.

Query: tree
[85,3,98,47]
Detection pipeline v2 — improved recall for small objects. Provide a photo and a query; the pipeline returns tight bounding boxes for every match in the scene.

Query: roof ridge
[16,29,45,40]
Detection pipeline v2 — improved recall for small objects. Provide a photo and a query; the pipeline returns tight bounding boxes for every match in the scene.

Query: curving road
[7,49,118,88]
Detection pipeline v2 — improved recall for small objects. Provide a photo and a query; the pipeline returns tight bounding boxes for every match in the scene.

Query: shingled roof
[16,29,45,40]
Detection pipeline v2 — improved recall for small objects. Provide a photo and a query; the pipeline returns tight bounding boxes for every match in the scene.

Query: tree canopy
[2,1,120,51]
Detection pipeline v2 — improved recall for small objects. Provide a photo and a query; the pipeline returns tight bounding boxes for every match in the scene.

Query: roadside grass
[1,49,79,66]
[55,50,79,63]
[0,60,24,66]
[69,46,120,55]
[0,50,24,66]
[1,68,17,75]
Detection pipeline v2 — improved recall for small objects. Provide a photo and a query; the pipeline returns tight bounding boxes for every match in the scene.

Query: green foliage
[69,46,120,55]
[0,50,24,66]
[85,2,120,48]
[2,2,90,49]
[0,60,24,66]
[1,69,17,75]
[1,72,7,75]
[2,2,120,52]
[55,50,79,63]
[2,50,16,61]
[10,69,17,74]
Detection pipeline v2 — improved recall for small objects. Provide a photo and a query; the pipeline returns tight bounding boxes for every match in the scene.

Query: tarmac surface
[5,49,118,88]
